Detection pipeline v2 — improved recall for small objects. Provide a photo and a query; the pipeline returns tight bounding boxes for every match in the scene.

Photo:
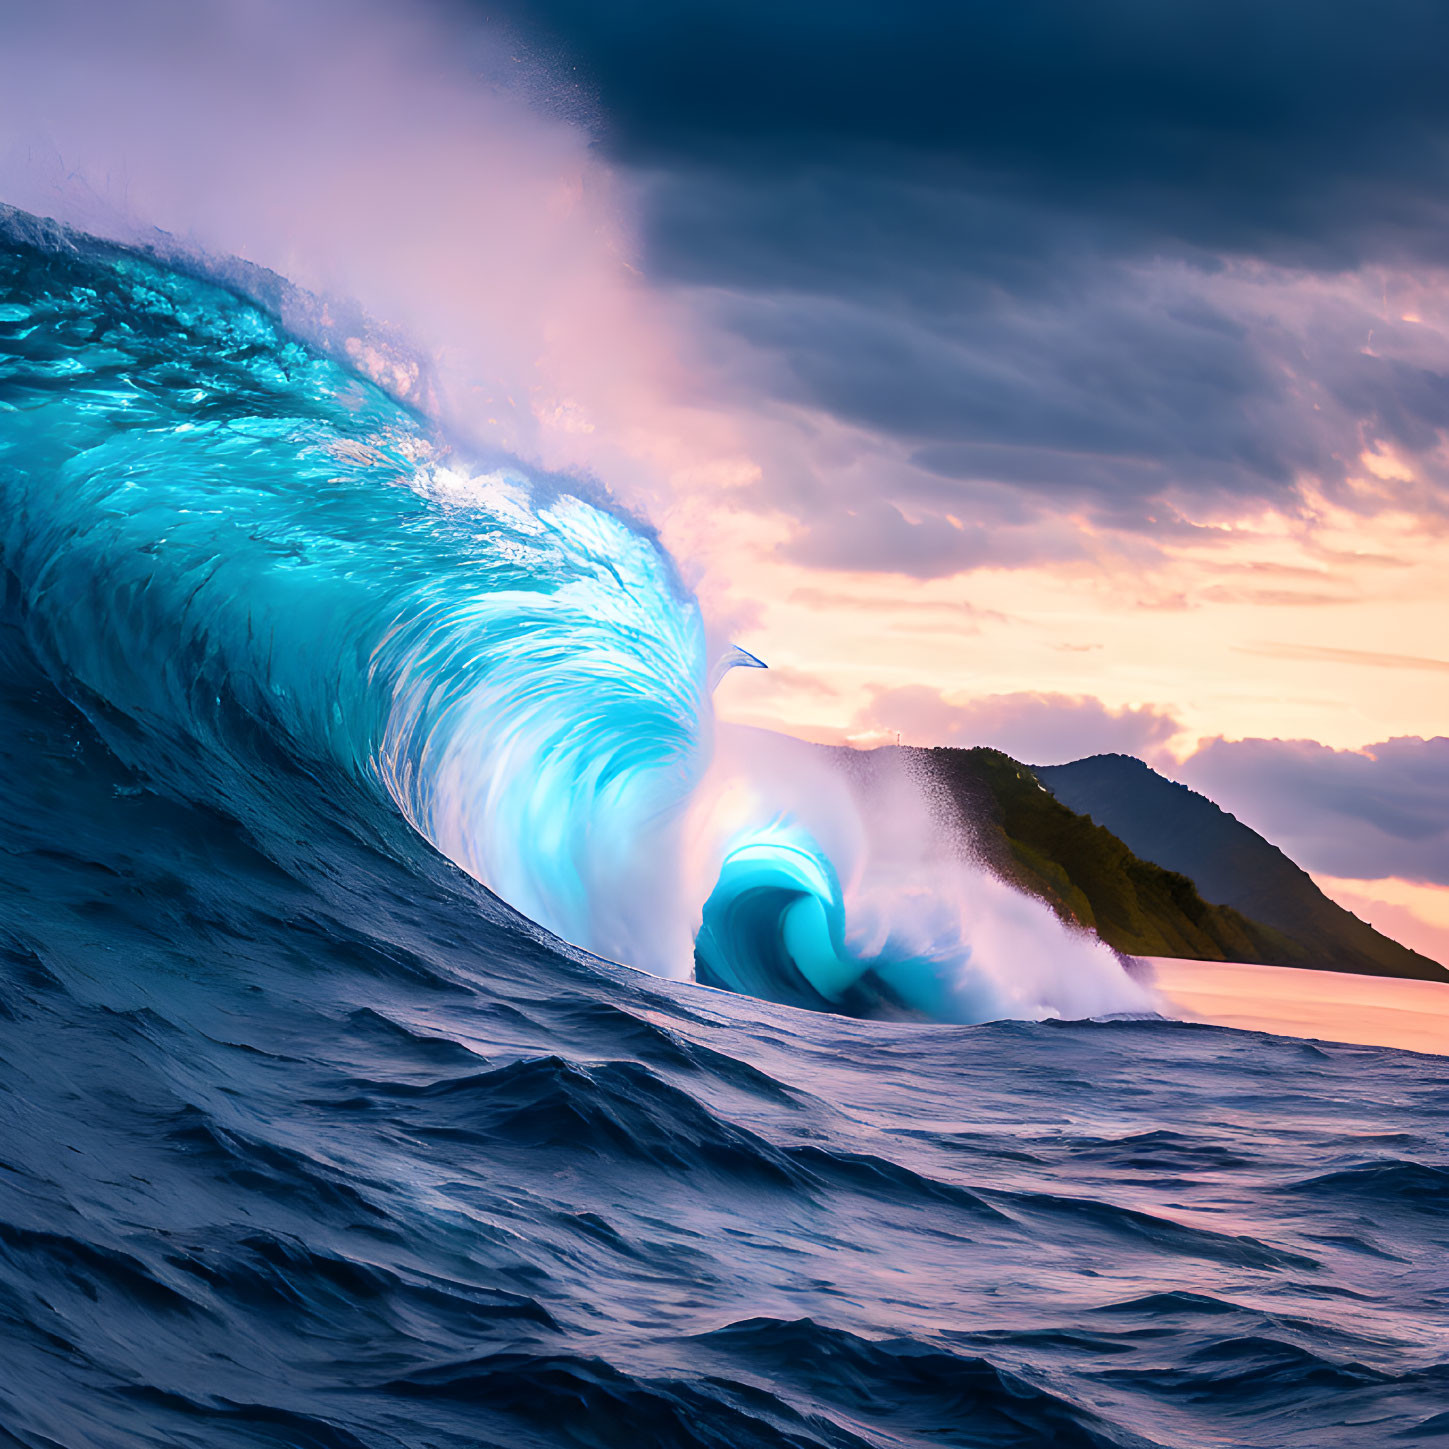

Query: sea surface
[1,213,1447,1448]
[1153,957,1449,1057]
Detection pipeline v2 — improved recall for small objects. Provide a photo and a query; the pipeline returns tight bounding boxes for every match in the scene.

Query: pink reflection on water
[1150,957,1449,1056]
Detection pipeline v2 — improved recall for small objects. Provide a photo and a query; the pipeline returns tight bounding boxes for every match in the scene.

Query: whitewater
[1,214,1447,1446]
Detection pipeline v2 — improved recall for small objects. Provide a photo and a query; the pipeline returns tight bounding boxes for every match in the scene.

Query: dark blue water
[1,212,1447,1448]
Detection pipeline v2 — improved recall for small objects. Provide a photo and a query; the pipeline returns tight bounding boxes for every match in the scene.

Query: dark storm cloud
[705,272,1301,497]
[493,0,1449,572]
[502,0,1449,259]
[505,5,1440,190]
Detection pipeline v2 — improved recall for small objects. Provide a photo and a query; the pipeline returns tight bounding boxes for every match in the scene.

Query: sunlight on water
[1152,957,1449,1054]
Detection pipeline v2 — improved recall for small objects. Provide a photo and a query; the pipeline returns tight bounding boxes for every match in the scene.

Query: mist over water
[0,0,700,485]
[689,728,1154,1019]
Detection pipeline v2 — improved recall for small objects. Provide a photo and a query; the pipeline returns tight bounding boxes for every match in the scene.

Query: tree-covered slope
[823,743,1445,981]
[905,747,1314,966]
[1034,752,1445,980]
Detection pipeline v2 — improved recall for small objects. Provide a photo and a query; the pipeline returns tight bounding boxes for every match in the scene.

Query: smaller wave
[1092,1290,1254,1319]
[785,1144,1011,1222]
[692,1317,1149,1449]
[1282,1160,1449,1214]
[1095,1333,1397,1399]
[382,1348,849,1449]
[328,1053,806,1192]
[1059,1128,1253,1172]
[991,1190,1321,1272]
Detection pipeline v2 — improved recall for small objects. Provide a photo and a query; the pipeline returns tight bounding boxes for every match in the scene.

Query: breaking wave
[0,211,1146,1022]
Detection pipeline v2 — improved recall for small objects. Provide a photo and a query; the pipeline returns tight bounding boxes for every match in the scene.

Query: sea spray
[685,727,1156,1020]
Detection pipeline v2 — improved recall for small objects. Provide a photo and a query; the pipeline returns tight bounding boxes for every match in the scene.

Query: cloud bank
[493,0,1449,576]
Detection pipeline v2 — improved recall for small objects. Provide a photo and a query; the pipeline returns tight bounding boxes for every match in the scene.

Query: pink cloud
[854,687,1183,766]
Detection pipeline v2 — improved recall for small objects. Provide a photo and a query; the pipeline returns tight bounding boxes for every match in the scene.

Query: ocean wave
[692,1317,1154,1449]
[1282,1160,1449,1214]
[1,208,1156,1026]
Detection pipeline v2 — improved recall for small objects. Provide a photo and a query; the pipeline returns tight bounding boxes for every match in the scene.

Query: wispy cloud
[1238,643,1449,673]
[787,586,1005,624]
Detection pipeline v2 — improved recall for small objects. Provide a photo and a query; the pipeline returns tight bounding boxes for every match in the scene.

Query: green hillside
[828,743,1446,981]
[1036,753,1446,980]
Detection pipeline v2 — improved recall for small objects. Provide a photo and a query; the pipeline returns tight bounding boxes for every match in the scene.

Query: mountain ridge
[823,742,1445,982]
[1034,751,1444,981]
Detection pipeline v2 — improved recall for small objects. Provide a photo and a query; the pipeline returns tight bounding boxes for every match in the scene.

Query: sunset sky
[3,0,1445,956]
[486,0,1449,956]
